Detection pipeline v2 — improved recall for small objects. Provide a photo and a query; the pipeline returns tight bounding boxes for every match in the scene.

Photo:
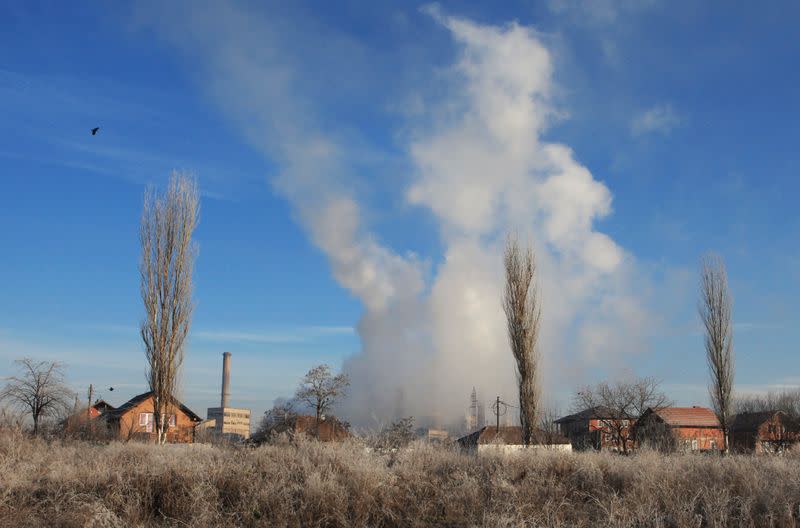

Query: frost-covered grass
[1,428,799,527]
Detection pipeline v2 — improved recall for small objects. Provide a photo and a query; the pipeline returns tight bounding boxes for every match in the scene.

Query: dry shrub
[1,429,800,527]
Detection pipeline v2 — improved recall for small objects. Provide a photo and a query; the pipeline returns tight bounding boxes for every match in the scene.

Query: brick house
[104,391,202,443]
[731,411,800,454]
[555,406,633,451]
[635,407,723,452]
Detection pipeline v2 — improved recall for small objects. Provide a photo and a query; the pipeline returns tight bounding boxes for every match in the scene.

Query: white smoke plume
[141,3,651,427]
[342,7,650,426]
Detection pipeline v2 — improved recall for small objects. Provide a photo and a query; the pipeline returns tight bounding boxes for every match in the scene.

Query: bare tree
[139,172,199,444]
[503,235,542,445]
[574,377,671,454]
[538,407,564,448]
[0,358,73,435]
[295,364,349,439]
[636,416,678,453]
[372,416,416,452]
[736,389,800,419]
[699,253,735,454]
[253,400,298,443]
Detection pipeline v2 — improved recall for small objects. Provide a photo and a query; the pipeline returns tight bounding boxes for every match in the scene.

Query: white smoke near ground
[141,3,652,427]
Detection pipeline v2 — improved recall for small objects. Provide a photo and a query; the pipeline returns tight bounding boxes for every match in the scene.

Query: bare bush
[140,172,199,445]
[60,404,113,442]
[503,235,542,446]
[0,406,25,432]
[252,401,298,444]
[699,253,735,454]
[370,416,416,452]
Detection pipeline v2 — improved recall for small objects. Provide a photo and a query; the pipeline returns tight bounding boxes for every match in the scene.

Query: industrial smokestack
[221,352,231,408]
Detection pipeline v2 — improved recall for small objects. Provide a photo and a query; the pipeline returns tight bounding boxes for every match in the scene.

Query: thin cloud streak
[84,324,354,343]
[193,326,354,344]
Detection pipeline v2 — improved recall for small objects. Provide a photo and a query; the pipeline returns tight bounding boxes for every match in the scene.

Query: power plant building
[206,352,251,441]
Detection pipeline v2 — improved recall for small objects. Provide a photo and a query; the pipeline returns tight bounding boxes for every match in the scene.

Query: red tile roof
[653,407,720,427]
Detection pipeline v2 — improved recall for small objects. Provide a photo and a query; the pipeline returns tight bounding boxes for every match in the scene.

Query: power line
[491,396,516,432]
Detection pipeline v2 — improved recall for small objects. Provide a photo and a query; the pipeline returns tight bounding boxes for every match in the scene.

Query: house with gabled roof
[635,406,723,452]
[103,391,202,443]
[731,411,799,454]
[555,406,633,451]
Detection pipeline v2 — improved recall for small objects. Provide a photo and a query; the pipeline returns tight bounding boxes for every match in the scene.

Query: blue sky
[1,1,799,426]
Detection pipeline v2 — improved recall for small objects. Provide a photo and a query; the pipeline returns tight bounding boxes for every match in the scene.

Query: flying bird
[108,387,114,392]
[91,127,100,136]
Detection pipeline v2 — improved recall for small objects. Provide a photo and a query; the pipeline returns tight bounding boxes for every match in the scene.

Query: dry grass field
[1,429,799,528]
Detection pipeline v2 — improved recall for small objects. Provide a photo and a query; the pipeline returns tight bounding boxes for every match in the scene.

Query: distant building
[205,352,251,442]
[635,407,723,452]
[205,407,251,441]
[457,426,571,454]
[731,411,799,454]
[104,391,202,443]
[416,427,450,443]
[466,387,480,432]
[555,407,632,451]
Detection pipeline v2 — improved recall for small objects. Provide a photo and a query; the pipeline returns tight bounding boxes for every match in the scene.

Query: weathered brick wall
[673,426,723,451]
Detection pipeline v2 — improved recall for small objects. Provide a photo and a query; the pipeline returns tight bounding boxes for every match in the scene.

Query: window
[691,439,698,451]
[169,415,176,427]
[139,412,153,433]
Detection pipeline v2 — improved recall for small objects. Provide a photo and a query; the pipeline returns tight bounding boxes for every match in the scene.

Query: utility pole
[87,384,94,420]
[496,396,500,431]
[491,396,509,439]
